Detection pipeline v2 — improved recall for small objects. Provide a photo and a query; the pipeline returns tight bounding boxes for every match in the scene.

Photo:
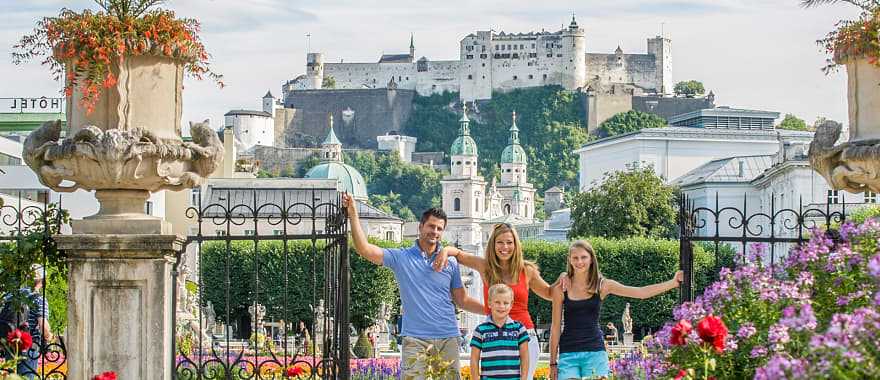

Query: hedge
[200,239,406,335]
[523,237,733,336]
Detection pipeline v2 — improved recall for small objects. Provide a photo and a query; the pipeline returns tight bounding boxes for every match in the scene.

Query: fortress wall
[324,62,419,90]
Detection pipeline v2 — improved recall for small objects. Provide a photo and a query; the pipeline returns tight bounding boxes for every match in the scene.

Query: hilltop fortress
[284,16,673,101]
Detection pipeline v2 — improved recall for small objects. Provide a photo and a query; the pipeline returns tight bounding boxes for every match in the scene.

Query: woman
[549,240,683,380]
[438,223,560,380]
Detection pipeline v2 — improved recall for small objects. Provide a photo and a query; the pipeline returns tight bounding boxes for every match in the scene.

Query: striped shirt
[470,316,529,380]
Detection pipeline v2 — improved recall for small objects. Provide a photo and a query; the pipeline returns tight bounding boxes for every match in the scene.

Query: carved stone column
[56,233,184,380]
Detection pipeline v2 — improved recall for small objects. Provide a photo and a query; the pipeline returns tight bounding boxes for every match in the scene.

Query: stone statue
[248,303,267,337]
[204,301,216,335]
[622,303,634,345]
[622,303,633,335]
[176,264,191,314]
[807,120,880,193]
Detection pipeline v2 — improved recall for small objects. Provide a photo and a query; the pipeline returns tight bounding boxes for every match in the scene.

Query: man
[1,264,54,379]
[343,193,483,379]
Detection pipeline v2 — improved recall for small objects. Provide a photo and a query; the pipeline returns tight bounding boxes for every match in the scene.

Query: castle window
[512,53,519,59]
[406,76,409,80]
[557,54,562,57]
[513,75,517,80]
[482,75,486,79]
[454,198,461,211]
[501,45,505,50]
[513,45,517,50]
[482,46,486,52]
[504,204,511,215]
[482,63,486,67]
[467,74,473,80]
[547,54,552,58]
[520,44,524,49]
[506,169,512,172]
[480,54,487,59]
[466,55,474,59]
[531,43,535,49]
[528,74,533,79]
[543,74,548,79]
[456,161,462,165]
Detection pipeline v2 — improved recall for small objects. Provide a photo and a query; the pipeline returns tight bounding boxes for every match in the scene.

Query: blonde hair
[487,283,513,301]
[567,240,603,293]
[484,223,536,286]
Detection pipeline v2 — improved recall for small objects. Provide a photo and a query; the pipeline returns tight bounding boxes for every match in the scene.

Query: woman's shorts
[557,350,609,379]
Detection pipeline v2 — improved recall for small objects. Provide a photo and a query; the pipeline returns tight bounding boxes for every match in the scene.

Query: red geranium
[6,329,33,352]
[696,315,728,353]
[93,371,117,380]
[674,369,688,380]
[670,319,692,346]
[286,366,304,377]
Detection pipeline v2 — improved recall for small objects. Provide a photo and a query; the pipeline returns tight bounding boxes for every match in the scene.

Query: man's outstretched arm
[343,193,384,265]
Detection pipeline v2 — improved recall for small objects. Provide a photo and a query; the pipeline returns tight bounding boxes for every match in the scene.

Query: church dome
[501,144,527,164]
[451,135,478,156]
[305,162,368,199]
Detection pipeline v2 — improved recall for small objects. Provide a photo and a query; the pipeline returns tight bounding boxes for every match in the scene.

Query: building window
[144,201,153,215]
[827,190,840,204]
[528,74,534,79]
[467,74,473,79]
[190,187,201,206]
[245,229,256,236]
[504,204,511,215]
[385,231,394,241]
[454,198,461,211]
[475,198,480,212]
[866,191,877,203]
[543,74,548,79]
[466,54,474,59]
[513,75,517,80]
[480,54,487,59]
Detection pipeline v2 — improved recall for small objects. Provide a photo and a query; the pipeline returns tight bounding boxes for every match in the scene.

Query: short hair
[420,207,447,226]
[487,283,513,301]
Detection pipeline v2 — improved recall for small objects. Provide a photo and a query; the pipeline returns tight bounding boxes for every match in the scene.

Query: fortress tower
[306,53,324,90]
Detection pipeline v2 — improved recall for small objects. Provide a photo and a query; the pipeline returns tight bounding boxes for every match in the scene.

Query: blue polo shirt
[383,241,463,339]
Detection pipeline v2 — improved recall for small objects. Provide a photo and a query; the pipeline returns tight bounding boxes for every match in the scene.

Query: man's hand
[342,192,357,217]
[433,246,456,272]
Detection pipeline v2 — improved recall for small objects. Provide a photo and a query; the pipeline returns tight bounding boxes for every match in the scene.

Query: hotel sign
[3,97,65,113]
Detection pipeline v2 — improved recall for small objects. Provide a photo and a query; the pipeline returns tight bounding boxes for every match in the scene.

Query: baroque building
[285,16,672,102]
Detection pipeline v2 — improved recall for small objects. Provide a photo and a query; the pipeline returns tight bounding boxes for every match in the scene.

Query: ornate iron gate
[678,193,848,302]
[173,187,349,380]
[0,191,67,379]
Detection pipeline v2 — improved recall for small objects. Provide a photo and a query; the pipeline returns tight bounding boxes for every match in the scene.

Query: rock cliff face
[282,88,416,148]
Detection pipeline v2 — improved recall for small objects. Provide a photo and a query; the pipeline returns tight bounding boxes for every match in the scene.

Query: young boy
[470,284,529,380]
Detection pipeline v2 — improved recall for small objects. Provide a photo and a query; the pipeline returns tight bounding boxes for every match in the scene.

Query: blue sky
[0,0,863,131]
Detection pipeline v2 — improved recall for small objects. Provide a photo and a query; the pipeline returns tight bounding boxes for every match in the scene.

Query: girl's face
[569,246,591,273]
[494,231,516,262]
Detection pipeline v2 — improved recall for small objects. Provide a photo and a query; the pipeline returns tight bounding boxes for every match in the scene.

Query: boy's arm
[519,341,529,380]
[470,347,481,380]
[343,193,385,265]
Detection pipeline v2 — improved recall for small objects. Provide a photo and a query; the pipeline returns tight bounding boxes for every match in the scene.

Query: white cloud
[0,0,863,130]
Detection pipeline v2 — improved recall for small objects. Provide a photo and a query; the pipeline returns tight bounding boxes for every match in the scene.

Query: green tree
[569,166,677,239]
[596,110,667,138]
[295,154,321,177]
[369,192,416,222]
[778,113,810,131]
[673,80,706,97]
[346,151,443,215]
[322,75,336,89]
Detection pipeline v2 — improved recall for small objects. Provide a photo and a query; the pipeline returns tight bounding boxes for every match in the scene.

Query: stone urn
[23,55,223,234]
[809,58,880,193]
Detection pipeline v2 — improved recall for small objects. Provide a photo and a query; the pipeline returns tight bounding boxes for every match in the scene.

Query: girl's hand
[673,270,684,284]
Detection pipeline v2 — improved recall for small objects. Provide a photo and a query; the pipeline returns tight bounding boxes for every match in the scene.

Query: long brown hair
[567,240,602,293]
[484,223,535,286]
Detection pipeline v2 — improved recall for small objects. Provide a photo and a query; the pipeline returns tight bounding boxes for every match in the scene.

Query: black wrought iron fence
[0,191,67,379]
[678,192,848,302]
[173,187,349,380]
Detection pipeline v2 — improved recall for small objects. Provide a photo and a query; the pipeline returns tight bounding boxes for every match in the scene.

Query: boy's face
[489,292,513,320]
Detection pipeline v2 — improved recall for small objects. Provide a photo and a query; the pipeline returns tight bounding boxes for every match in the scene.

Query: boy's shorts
[557,350,609,379]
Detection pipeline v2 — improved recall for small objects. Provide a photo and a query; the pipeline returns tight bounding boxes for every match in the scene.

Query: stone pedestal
[623,333,634,346]
[56,233,184,380]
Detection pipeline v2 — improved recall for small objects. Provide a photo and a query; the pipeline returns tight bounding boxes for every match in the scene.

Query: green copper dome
[501,111,526,164]
[451,104,478,157]
[304,162,368,199]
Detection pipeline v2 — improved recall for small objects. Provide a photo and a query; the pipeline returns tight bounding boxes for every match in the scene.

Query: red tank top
[482,269,535,329]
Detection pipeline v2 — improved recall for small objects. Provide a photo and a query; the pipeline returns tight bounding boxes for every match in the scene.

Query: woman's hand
[673,270,684,284]
[432,246,457,272]
[550,364,558,380]
[556,272,570,291]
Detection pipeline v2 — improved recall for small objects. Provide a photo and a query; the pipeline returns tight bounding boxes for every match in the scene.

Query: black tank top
[559,289,605,353]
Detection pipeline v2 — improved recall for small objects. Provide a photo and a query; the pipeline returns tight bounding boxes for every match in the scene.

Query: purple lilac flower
[868,253,880,279]
[768,323,790,350]
[874,291,880,306]
[755,354,807,380]
[737,323,757,339]
[750,346,768,358]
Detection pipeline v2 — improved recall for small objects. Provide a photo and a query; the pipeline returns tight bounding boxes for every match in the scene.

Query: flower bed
[174,355,400,379]
[613,220,880,379]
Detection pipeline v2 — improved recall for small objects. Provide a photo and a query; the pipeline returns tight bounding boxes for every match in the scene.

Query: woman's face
[569,246,591,273]
[493,231,516,262]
